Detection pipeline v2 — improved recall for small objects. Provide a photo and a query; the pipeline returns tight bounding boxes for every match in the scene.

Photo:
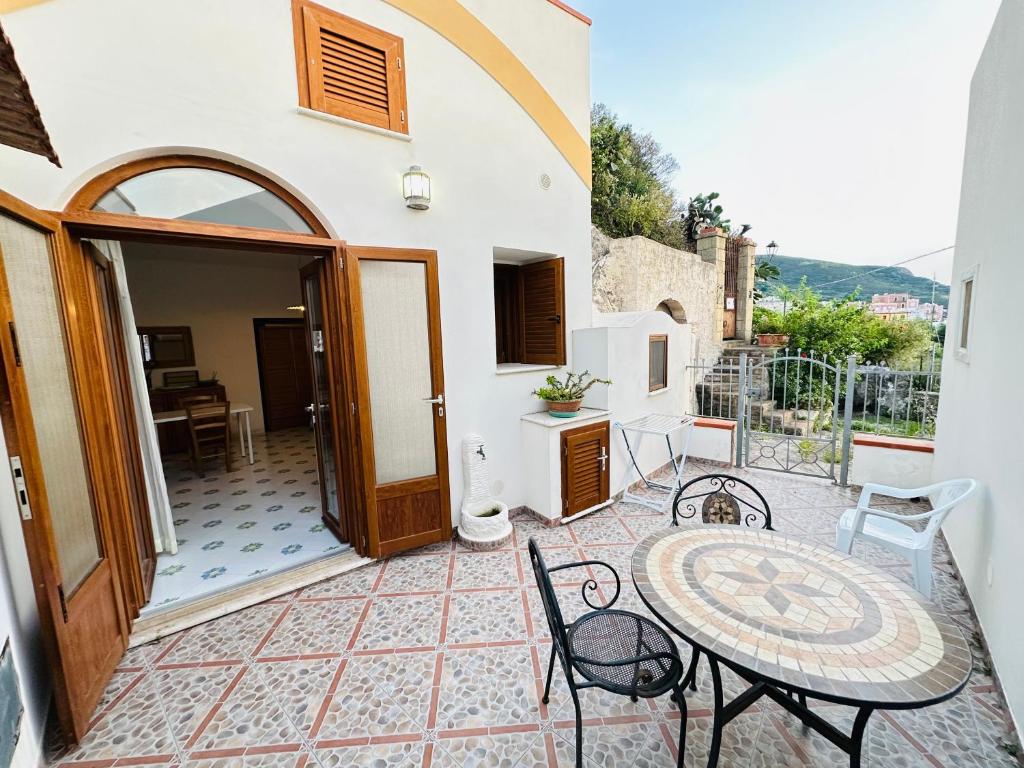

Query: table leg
[706,656,725,768]
[237,413,245,458]
[681,647,700,692]
[245,412,254,465]
[849,707,873,768]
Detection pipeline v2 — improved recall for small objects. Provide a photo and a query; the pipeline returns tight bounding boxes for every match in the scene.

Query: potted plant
[533,371,611,417]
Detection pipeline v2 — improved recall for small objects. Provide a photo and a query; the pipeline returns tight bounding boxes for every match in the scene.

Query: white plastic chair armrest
[856,505,940,523]
[857,481,951,508]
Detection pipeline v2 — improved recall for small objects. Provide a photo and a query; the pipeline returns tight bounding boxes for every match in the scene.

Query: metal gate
[736,351,855,483]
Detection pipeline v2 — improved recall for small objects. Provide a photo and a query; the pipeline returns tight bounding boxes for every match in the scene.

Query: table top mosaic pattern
[632,526,972,707]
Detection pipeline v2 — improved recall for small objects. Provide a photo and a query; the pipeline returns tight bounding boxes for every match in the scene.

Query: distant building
[868,293,945,322]
[757,296,788,313]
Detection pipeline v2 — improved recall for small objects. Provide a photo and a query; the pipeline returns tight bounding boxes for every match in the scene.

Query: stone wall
[592,226,722,364]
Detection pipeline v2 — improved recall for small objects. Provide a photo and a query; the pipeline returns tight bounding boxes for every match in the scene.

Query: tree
[590,104,687,248]
[681,192,732,243]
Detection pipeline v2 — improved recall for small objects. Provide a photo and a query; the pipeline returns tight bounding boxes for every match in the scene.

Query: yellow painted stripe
[380,0,591,189]
[0,0,52,12]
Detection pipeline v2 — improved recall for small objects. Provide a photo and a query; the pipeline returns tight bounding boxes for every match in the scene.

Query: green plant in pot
[533,371,611,418]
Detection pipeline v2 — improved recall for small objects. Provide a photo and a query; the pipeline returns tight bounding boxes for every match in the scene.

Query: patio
[49,460,1019,767]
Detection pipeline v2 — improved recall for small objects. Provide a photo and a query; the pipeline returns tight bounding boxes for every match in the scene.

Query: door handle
[598,447,608,472]
[305,404,315,413]
[422,393,444,405]
[547,314,561,324]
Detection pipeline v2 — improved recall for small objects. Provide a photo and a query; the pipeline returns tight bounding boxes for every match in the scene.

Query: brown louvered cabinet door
[560,421,610,517]
[519,257,565,365]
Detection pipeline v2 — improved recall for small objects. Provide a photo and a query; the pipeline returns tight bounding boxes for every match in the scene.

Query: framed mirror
[137,326,195,368]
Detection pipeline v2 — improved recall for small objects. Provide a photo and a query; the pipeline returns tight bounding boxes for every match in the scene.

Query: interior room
[111,240,347,614]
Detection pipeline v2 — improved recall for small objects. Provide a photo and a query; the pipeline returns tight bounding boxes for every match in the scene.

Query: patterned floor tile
[157,603,285,664]
[299,562,381,598]
[376,552,451,593]
[146,428,347,614]
[435,646,541,731]
[314,740,427,767]
[255,656,340,736]
[452,550,521,589]
[154,664,242,745]
[256,599,364,658]
[353,593,444,650]
[445,589,528,645]
[312,659,425,740]
[434,729,547,767]
[187,667,303,752]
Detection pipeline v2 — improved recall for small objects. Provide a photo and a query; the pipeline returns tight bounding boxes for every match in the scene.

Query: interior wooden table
[632,526,972,768]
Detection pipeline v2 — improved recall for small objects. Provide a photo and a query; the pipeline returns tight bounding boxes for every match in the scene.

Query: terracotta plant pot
[546,398,583,418]
[756,333,789,347]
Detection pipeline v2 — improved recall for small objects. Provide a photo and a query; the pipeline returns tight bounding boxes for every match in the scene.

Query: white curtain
[89,239,177,554]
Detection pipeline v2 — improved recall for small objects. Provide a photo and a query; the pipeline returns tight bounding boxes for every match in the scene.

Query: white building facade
[932,0,1024,742]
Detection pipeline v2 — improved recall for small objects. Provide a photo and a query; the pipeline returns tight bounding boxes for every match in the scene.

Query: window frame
[492,257,566,369]
[648,333,669,392]
[292,0,409,134]
[954,265,978,363]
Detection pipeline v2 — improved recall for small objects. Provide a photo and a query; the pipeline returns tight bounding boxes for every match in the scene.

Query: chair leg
[912,547,933,600]
[836,525,854,554]
[570,685,584,768]
[673,685,688,768]
[542,645,557,705]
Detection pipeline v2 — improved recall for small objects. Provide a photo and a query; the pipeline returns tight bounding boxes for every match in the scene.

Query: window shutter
[518,257,565,365]
[561,422,609,516]
[297,2,408,133]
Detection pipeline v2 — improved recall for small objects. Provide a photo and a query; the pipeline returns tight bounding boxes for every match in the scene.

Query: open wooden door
[0,195,129,742]
[301,253,366,553]
[346,246,451,557]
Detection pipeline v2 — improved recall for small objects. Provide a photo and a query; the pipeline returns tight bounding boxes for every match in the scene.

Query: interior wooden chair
[184,401,232,477]
[527,538,687,767]
[178,393,220,408]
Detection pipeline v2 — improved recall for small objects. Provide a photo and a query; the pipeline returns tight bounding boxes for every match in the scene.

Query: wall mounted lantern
[403,165,431,210]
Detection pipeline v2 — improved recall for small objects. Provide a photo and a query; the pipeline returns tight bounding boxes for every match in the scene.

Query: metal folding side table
[614,413,695,513]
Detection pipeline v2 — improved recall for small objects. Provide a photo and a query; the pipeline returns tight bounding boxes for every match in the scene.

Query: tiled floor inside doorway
[53,460,1020,766]
[145,427,347,613]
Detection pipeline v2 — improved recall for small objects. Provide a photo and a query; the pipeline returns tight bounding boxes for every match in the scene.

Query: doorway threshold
[129,548,373,646]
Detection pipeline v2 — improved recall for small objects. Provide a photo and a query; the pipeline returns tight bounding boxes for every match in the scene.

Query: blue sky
[571,0,1001,283]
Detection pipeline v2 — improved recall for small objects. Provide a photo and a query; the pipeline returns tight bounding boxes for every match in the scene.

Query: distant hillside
[757,255,949,306]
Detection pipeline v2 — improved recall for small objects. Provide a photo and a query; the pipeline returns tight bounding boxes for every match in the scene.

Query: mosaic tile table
[632,526,973,768]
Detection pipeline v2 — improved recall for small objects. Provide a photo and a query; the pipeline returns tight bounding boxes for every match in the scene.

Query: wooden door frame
[345,246,450,558]
[253,317,309,433]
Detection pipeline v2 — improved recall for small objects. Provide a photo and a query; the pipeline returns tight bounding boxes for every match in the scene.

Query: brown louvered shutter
[518,257,565,365]
[561,421,610,517]
[296,1,408,134]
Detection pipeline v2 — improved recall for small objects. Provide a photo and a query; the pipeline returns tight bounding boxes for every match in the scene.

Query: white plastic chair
[835,478,977,600]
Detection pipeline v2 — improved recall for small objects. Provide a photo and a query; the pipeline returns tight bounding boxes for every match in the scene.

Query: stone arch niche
[656,298,687,324]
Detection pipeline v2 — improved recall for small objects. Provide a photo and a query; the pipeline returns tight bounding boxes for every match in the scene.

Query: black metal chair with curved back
[527,538,687,768]
[670,473,774,694]
[671,473,774,530]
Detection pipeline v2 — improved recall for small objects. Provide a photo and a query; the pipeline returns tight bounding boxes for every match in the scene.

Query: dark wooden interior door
[87,245,156,613]
[347,246,451,558]
[0,206,129,743]
[256,320,314,431]
[561,421,610,517]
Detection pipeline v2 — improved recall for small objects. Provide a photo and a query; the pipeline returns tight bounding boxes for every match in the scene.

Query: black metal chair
[527,538,687,768]
[671,473,773,530]
[669,473,773,694]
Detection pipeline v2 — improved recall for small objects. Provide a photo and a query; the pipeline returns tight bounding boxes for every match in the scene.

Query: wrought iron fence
[848,362,942,439]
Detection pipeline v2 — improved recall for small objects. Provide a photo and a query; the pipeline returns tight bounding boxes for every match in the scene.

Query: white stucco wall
[0,421,50,768]
[0,0,591,523]
[574,312,693,495]
[931,0,1024,738]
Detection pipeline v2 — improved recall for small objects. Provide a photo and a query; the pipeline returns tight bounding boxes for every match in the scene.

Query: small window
[293,0,409,133]
[956,268,976,360]
[649,334,668,391]
[493,257,565,366]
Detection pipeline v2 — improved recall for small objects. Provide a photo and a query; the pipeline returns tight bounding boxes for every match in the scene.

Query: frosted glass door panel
[359,260,436,485]
[1,215,101,593]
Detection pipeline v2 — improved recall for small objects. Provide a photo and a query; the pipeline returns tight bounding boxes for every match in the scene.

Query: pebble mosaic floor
[50,460,1020,767]
[144,427,347,614]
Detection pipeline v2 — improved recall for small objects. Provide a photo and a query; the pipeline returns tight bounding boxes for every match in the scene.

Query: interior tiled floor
[145,427,348,614]
[52,461,1020,767]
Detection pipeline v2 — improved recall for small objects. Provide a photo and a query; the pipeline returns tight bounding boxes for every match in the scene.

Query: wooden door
[255,320,314,431]
[0,201,129,743]
[347,246,451,557]
[561,421,610,517]
[86,245,156,613]
[723,238,739,339]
